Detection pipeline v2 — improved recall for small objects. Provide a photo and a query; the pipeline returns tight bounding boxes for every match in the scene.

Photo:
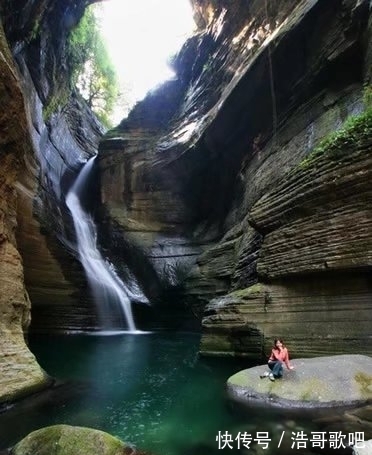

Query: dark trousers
[268,360,283,378]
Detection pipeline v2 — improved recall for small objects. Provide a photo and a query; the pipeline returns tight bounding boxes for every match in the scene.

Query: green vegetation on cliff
[296,87,372,172]
[67,5,118,127]
[42,91,70,122]
[300,104,372,169]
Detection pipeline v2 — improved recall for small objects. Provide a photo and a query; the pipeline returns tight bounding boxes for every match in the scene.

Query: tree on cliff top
[67,5,118,128]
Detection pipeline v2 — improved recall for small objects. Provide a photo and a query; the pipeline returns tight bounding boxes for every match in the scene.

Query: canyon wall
[99,0,372,357]
[0,0,103,402]
[0,0,104,334]
[0,0,371,404]
[0,20,49,403]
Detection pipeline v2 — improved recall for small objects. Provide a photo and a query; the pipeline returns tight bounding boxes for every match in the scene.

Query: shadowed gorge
[98,0,372,359]
[0,0,371,423]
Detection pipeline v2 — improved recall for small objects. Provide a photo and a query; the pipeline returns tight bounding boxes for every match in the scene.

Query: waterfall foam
[66,156,141,332]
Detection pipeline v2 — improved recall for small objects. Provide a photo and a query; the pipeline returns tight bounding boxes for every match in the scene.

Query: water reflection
[0,333,243,453]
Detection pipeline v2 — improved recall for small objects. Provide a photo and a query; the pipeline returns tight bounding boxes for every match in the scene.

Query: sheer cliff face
[0,0,371,411]
[0,0,103,402]
[99,0,372,356]
[1,0,104,334]
[0,22,49,403]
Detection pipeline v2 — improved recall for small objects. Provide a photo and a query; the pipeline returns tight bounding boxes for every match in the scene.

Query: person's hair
[273,338,285,350]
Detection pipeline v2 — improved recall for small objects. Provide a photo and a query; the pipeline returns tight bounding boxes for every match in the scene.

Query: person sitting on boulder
[260,338,294,381]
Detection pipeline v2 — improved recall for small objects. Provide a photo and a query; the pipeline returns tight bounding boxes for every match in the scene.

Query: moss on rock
[227,354,372,409]
[11,425,130,455]
[230,284,263,299]
[355,372,372,399]
[298,104,372,170]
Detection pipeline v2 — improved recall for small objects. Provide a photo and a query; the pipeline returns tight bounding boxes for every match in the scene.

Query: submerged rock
[227,354,372,409]
[11,425,136,455]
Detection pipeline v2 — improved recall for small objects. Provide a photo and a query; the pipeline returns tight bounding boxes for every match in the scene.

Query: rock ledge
[227,354,372,409]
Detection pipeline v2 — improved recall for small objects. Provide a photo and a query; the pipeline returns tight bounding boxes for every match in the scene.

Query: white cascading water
[66,156,139,332]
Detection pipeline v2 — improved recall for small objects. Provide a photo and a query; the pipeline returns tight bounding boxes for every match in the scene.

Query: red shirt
[269,347,291,369]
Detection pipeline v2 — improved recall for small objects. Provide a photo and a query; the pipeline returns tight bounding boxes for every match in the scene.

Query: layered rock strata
[0,0,371,412]
[201,108,372,358]
[0,0,103,402]
[99,0,372,355]
[0,22,49,404]
[0,0,104,334]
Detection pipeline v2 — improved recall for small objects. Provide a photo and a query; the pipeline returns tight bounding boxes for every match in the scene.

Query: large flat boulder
[227,354,372,409]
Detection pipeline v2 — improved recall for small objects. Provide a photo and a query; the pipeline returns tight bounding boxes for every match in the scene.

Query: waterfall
[66,156,139,332]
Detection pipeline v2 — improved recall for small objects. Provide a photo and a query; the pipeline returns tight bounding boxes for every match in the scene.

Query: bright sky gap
[97,0,195,123]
